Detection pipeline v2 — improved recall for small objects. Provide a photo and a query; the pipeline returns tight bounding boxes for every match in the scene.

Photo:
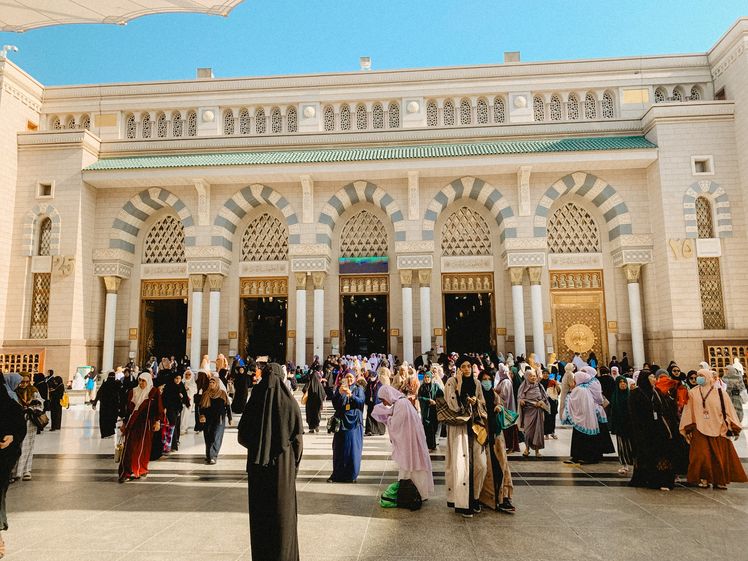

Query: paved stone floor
[3,396,747,561]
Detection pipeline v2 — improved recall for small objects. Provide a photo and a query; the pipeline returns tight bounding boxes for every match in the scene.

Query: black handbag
[30,409,49,430]
[326,415,341,433]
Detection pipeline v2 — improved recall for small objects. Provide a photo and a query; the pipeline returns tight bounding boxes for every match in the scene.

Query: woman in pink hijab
[372,384,434,499]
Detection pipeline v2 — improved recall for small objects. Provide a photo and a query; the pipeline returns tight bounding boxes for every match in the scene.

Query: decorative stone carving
[395,241,434,254]
[441,207,491,256]
[563,323,596,354]
[193,179,210,226]
[294,272,308,288]
[518,166,532,216]
[312,272,326,289]
[207,274,224,291]
[240,277,289,297]
[502,238,547,251]
[396,254,433,270]
[189,274,205,291]
[340,210,388,257]
[548,253,604,270]
[623,264,642,284]
[399,269,413,285]
[417,269,431,287]
[668,239,695,260]
[528,266,543,285]
[509,267,525,286]
[141,279,188,299]
[611,248,653,267]
[93,261,132,279]
[186,259,230,276]
[441,255,493,273]
[140,263,188,279]
[442,273,493,293]
[407,171,419,220]
[300,175,314,224]
[239,261,289,277]
[103,276,121,294]
[242,214,288,261]
[291,256,330,272]
[289,244,331,257]
[504,252,546,268]
[185,245,231,260]
[340,275,389,294]
[549,270,603,290]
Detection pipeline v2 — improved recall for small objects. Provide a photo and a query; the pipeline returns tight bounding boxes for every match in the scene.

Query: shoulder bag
[718,389,739,439]
[29,409,49,430]
[435,397,470,426]
[326,415,341,433]
[496,406,519,430]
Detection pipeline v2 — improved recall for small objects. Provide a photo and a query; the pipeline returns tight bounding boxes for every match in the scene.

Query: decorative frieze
[441,255,493,273]
[140,263,188,279]
[517,166,532,216]
[394,240,434,254]
[504,251,546,268]
[442,273,493,293]
[240,277,288,297]
[611,248,653,267]
[93,261,132,279]
[291,256,330,272]
[397,254,433,270]
[141,279,188,299]
[549,270,603,291]
[340,275,389,295]
[186,259,230,276]
[548,253,603,270]
[239,260,289,277]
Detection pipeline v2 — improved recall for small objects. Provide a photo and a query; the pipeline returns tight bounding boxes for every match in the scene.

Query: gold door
[550,270,607,363]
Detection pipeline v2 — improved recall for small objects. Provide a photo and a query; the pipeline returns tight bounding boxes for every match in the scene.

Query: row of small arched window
[654,85,703,103]
[50,114,91,131]
[124,111,198,139]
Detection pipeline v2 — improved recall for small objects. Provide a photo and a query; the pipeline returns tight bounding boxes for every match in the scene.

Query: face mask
[696,376,706,386]
[481,380,493,391]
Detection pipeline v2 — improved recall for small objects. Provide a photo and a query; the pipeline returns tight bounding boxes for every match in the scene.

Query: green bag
[379,481,399,508]
[496,406,519,430]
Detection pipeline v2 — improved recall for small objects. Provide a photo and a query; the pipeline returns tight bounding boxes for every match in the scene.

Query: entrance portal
[140,299,188,364]
[442,272,495,354]
[341,295,388,355]
[241,297,287,362]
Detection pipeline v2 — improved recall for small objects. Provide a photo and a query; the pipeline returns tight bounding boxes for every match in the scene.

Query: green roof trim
[84,136,656,171]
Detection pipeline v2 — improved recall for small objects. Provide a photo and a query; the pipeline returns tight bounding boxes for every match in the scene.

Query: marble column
[400,269,414,364]
[101,276,121,372]
[624,264,645,369]
[418,269,432,357]
[509,267,526,357]
[207,274,223,368]
[295,272,308,367]
[189,274,205,370]
[528,267,545,364]
[312,272,326,360]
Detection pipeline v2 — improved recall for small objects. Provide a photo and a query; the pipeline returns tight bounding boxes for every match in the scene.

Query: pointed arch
[317,181,405,248]
[683,180,732,238]
[109,188,195,254]
[423,177,516,242]
[213,184,300,251]
[22,204,62,256]
[533,172,632,241]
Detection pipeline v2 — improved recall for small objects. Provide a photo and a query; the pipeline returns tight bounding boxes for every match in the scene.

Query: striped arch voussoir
[316,180,405,248]
[682,180,733,238]
[109,188,196,254]
[422,176,516,242]
[212,184,300,251]
[532,172,632,241]
[23,204,62,256]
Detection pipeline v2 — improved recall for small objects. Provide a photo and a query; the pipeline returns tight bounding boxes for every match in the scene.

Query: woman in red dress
[118,373,164,483]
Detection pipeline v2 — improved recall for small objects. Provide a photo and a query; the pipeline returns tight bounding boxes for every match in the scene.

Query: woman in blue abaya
[328,371,365,483]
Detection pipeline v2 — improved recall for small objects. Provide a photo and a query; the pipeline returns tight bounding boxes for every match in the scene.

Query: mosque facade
[2,19,748,377]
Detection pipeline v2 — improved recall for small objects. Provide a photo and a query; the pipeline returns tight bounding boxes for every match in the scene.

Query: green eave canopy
[84,136,656,171]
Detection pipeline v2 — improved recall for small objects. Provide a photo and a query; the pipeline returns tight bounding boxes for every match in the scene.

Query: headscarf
[130,373,154,410]
[3,373,22,403]
[238,363,303,467]
[305,368,326,405]
[15,373,38,406]
[562,370,601,435]
[201,375,229,408]
[609,375,630,434]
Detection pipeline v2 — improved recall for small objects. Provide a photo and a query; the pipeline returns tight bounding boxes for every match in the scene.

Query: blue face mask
[696,376,706,386]
[481,380,493,391]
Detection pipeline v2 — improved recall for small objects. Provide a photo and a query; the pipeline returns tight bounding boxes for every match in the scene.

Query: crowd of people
[1,348,747,559]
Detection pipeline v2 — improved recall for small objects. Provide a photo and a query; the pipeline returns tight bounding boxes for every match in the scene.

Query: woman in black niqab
[303,368,326,432]
[1,379,26,552]
[238,363,303,561]
[231,366,249,415]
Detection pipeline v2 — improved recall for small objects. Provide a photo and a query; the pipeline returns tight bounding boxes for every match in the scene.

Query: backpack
[379,479,422,511]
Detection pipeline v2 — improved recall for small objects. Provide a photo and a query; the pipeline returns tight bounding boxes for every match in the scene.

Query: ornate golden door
[550,270,607,363]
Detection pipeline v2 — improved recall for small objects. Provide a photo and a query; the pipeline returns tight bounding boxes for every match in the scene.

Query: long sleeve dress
[118,387,163,481]
[330,385,365,482]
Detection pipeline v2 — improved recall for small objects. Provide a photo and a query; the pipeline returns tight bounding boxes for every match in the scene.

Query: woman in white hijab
[372,384,434,499]
[181,369,198,434]
[118,373,163,482]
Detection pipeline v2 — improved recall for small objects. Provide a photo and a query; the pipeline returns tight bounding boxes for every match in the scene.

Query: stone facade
[3,19,748,377]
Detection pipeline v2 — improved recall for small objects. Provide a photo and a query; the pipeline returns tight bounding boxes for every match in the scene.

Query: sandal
[698,479,709,488]
[522,449,530,457]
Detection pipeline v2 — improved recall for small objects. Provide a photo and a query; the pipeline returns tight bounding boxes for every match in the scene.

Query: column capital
[189,274,206,291]
[399,269,413,285]
[294,272,308,288]
[509,267,525,286]
[527,266,543,285]
[103,276,121,294]
[417,269,431,287]
[312,271,326,289]
[207,273,224,291]
[623,263,642,284]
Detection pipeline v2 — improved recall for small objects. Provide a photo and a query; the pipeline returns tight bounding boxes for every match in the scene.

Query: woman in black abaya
[0,379,27,557]
[303,368,326,433]
[231,365,250,415]
[238,362,303,561]
[91,372,121,438]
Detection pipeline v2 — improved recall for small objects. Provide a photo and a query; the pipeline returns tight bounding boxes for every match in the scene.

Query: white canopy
[1,1,246,32]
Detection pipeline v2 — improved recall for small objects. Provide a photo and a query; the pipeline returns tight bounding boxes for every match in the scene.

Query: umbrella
[1,1,246,33]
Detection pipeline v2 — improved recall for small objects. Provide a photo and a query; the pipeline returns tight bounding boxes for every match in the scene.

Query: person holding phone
[328,371,365,483]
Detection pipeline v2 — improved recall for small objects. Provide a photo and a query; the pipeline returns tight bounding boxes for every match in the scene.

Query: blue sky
[1,1,745,85]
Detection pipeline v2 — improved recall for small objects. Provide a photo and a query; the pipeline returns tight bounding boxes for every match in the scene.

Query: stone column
[101,276,121,372]
[624,264,645,369]
[418,269,432,357]
[295,272,308,367]
[509,267,526,357]
[528,267,545,364]
[207,274,223,367]
[189,274,205,370]
[400,269,414,364]
[312,272,326,360]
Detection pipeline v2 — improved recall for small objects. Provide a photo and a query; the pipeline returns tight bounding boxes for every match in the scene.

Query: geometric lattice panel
[695,197,714,239]
[241,213,288,261]
[703,341,748,377]
[142,215,186,264]
[29,273,51,339]
[0,350,45,374]
[441,206,492,256]
[38,217,52,256]
[698,257,726,329]
[340,210,388,257]
[547,202,601,253]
